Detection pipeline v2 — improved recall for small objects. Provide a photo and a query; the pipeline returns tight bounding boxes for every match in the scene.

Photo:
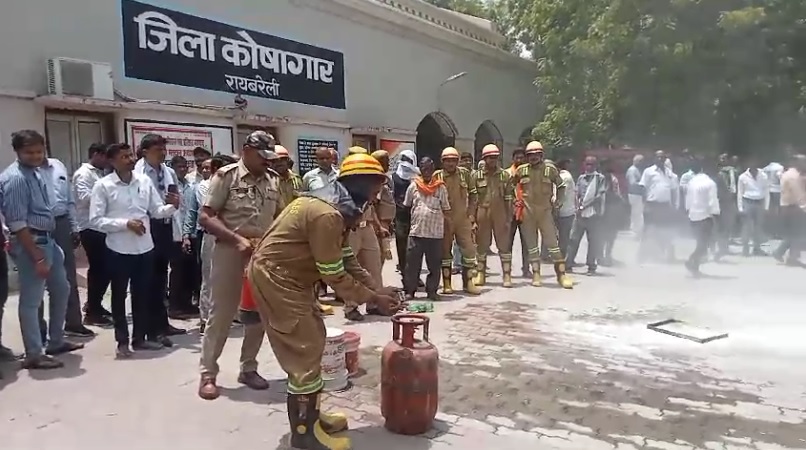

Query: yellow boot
[531,262,542,287]
[501,261,513,288]
[463,268,482,295]
[554,262,574,289]
[474,260,486,286]
[317,301,334,316]
[441,268,454,295]
[289,393,352,450]
[319,412,349,434]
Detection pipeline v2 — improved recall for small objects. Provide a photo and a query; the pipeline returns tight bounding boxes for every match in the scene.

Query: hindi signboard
[297,138,339,176]
[121,0,346,109]
[125,120,234,168]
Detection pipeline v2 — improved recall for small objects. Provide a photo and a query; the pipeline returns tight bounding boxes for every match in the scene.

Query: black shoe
[64,325,96,338]
[154,335,174,348]
[165,324,187,336]
[116,343,133,359]
[45,341,85,356]
[344,308,364,322]
[132,340,163,351]
[0,345,22,362]
[84,314,114,327]
[586,267,597,276]
[199,321,206,335]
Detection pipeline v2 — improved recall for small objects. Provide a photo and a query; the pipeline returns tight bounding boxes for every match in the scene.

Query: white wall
[0,97,45,170]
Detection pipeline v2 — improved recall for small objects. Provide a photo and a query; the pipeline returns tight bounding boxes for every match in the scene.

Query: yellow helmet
[525,141,544,154]
[348,146,368,155]
[481,144,500,158]
[338,153,386,179]
[441,147,460,159]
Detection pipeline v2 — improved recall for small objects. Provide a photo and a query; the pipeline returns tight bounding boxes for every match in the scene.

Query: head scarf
[394,149,420,181]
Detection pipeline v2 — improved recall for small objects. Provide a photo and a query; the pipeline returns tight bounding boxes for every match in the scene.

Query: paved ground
[1,234,805,450]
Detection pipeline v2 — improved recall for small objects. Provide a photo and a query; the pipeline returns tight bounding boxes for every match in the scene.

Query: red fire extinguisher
[381,314,439,435]
[238,272,261,325]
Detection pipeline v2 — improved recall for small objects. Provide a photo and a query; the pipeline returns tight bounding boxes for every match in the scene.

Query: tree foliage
[488,0,806,157]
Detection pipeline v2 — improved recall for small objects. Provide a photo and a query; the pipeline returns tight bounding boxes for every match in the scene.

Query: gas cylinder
[381,314,439,435]
[239,273,261,325]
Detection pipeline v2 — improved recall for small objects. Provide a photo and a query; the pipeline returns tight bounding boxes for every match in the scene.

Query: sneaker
[64,325,96,338]
[22,354,64,370]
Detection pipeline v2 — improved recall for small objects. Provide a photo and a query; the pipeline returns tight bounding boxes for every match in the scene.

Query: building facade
[0,0,539,172]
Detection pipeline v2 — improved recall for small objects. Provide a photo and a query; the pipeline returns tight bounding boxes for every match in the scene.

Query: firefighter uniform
[515,141,574,289]
[248,153,388,450]
[274,145,303,207]
[344,203,383,319]
[473,144,514,287]
[199,155,285,383]
[435,147,480,295]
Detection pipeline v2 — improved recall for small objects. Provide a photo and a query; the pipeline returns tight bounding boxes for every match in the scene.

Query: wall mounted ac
[47,57,114,100]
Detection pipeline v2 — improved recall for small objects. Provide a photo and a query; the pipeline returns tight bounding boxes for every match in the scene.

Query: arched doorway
[473,120,504,163]
[519,126,534,147]
[416,112,457,166]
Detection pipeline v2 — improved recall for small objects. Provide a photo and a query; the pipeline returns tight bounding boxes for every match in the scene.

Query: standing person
[763,159,784,238]
[638,150,679,262]
[601,160,624,266]
[0,130,83,369]
[626,154,645,236]
[565,156,607,275]
[186,146,212,184]
[197,131,284,400]
[506,148,531,277]
[40,154,95,337]
[472,144,513,287]
[274,145,302,207]
[450,151,476,274]
[167,155,198,318]
[0,215,20,378]
[184,154,236,333]
[370,150,396,269]
[710,159,733,260]
[773,155,806,266]
[514,141,573,289]
[737,158,770,257]
[684,158,720,276]
[554,159,576,258]
[90,143,180,357]
[246,153,401,450]
[134,134,186,343]
[391,149,419,284]
[403,157,450,300]
[718,153,739,245]
[73,143,113,326]
[434,147,480,295]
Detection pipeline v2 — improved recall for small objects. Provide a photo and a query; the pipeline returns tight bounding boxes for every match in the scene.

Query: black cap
[244,131,278,160]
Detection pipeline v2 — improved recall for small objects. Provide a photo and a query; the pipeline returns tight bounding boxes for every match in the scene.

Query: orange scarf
[510,164,526,221]
[414,176,444,196]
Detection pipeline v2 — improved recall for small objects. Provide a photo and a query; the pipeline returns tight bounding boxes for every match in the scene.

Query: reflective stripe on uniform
[316,260,345,276]
[341,246,355,258]
[287,376,324,395]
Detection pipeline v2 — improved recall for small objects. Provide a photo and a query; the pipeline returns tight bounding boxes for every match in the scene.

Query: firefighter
[514,141,573,289]
[274,145,303,206]
[434,147,480,295]
[247,153,400,450]
[473,144,514,287]
[343,146,384,321]
[370,150,396,267]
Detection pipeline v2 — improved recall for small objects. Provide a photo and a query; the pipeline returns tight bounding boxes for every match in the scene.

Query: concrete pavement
[1,234,805,449]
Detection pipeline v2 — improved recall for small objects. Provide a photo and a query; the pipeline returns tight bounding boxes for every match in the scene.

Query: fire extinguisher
[239,271,261,325]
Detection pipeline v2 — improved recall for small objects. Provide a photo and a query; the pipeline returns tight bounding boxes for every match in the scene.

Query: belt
[151,217,172,225]
[28,229,52,237]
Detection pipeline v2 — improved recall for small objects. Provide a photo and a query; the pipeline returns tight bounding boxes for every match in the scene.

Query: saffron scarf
[510,164,526,221]
[414,176,444,196]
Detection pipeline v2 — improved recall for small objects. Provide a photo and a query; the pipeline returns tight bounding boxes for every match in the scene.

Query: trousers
[628,194,644,235]
[740,199,764,254]
[108,250,153,344]
[476,207,512,265]
[508,218,531,272]
[345,225,382,311]
[79,229,110,316]
[441,216,477,268]
[198,233,215,322]
[520,207,563,263]
[566,215,603,269]
[404,237,441,295]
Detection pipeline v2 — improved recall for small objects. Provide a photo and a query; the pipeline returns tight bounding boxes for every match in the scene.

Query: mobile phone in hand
[167,184,178,194]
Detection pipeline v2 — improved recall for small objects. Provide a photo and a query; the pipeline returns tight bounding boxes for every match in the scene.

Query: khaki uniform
[374,183,396,264]
[199,161,284,376]
[473,167,514,285]
[434,167,478,293]
[248,197,378,394]
[278,171,302,207]
[345,204,383,312]
[515,162,573,288]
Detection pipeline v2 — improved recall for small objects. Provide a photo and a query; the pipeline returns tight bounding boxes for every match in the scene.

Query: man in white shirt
[539,159,576,264]
[625,154,645,235]
[737,158,770,256]
[763,159,784,237]
[185,146,212,184]
[72,143,112,326]
[90,143,179,357]
[684,159,720,276]
[638,150,679,262]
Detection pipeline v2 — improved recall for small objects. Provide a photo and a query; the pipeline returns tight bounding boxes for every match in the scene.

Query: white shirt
[737,169,770,211]
[558,170,576,217]
[72,162,105,231]
[686,173,720,222]
[639,165,679,206]
[763,162,784,193]
[89,172,176,255]
[302,167,339,192]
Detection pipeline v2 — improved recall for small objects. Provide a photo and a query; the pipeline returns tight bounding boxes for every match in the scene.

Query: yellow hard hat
[441,147,460,159]
[481,144,500,158]
[274,145,290,158]
[348,146,368,155]
[338,153,386,179]
[371,150,388,160]
[525,141,544,154]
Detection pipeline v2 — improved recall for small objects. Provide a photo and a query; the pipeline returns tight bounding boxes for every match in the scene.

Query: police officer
[515,141,574,289]
[435,147,481,295]
[197,131,285,400]
[473,144,514,287]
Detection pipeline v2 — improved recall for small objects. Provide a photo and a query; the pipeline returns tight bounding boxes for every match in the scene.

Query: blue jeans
[452,240,461,269]
[8,233,69,357]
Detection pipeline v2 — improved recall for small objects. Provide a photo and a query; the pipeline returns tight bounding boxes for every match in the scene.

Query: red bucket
[239,274,261,325]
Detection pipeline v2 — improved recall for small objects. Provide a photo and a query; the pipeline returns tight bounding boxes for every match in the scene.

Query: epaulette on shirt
[214,163,239,178]
[266,167,280,178]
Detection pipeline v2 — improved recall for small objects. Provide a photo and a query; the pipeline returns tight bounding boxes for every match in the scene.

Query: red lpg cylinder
[381,314,439,435]
[239,274,261,325]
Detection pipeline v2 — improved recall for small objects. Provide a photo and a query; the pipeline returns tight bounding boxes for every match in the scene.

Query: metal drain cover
[647,319,728,344]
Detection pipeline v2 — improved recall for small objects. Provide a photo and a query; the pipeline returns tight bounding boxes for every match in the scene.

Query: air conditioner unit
[47,57,114,100]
